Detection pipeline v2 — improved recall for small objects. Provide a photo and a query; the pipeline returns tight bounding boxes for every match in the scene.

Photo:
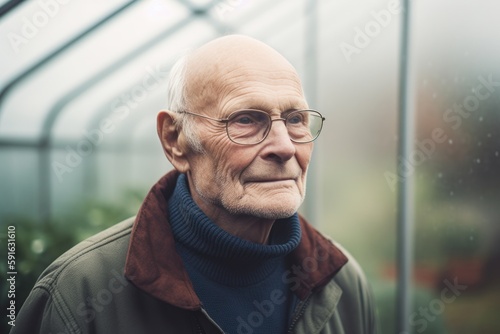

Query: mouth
[245,177,297,184]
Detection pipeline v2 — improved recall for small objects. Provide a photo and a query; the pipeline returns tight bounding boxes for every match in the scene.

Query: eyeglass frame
[176,109,326,145]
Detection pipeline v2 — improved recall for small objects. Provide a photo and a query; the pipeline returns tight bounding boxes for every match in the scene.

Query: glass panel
[411,1,500,333]
[316,0,401,333]
[0,148,40,219]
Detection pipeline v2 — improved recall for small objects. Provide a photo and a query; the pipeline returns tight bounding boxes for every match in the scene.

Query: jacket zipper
[192,312,206,334]
[286,295,312,334]
[195,318,205,334]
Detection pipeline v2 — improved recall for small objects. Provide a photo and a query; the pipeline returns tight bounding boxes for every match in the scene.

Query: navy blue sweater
[168,174,301,334]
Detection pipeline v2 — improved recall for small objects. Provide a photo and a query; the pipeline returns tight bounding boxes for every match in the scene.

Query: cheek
[296,144,313,173]
[202,136,251,182]
[204,129,255,167]
[215,147,257,186]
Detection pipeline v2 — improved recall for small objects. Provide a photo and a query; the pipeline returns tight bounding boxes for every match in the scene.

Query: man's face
[183,53,313,221]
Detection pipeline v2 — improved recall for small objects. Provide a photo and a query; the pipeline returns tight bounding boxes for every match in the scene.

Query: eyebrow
[239,105,304,114]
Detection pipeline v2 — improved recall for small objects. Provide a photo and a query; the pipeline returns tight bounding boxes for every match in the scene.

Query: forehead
[217,67,307,113]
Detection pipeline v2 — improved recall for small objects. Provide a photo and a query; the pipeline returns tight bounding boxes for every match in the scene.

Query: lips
[244,174,299,184]
[247,178,295,183]
[242,165,301,184]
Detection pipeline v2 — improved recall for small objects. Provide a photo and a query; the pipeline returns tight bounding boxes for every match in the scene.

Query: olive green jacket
[12,171,377,334]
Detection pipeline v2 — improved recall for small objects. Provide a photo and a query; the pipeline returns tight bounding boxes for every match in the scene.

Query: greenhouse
[1,0,499,333]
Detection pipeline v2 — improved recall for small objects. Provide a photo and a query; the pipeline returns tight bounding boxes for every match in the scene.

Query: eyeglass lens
[226,110,322,144]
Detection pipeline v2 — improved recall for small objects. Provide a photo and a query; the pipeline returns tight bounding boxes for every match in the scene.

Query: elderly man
[13,35,376,334]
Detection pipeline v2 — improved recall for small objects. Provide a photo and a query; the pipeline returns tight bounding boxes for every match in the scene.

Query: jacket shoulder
[12,218,136,334]
[333,243,370,288]
[330,241,377,334]
[37,217,135,285]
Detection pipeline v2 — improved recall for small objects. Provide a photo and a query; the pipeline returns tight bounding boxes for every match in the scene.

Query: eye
[234,115,255,125]
[287,112,305,125]
[230,111,268,126]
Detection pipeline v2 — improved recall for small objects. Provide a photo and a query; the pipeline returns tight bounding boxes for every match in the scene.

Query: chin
[231,195,303,219]
[256,208,298,220]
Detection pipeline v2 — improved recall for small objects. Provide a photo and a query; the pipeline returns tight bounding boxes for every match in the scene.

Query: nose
[261,119,296,162]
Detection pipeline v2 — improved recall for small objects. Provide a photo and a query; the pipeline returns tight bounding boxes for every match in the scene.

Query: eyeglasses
[178,109,325,145]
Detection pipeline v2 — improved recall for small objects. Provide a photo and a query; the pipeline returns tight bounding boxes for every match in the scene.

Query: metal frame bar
[396,0,414,333]
[303,0,319,225]
[0,0,23,18]
[0,137,158,152]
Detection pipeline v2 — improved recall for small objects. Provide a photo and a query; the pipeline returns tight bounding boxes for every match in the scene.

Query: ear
[157,110,190,173]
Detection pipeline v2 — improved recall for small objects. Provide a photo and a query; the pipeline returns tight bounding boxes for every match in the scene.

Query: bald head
[183,35,304,113]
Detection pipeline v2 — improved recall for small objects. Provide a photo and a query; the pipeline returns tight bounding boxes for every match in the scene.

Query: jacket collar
[125,170,348,310]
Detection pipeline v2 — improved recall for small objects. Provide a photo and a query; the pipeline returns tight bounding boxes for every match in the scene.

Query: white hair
[166,54,204,153]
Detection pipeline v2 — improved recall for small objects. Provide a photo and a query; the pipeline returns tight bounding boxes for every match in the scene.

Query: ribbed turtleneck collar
[167,174,301,286]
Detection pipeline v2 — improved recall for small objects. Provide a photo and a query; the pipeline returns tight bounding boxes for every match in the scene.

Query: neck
[192,193,275,244]
[211,212,275,244]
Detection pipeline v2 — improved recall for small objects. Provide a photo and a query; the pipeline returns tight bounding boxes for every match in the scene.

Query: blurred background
[0,0,499,333]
